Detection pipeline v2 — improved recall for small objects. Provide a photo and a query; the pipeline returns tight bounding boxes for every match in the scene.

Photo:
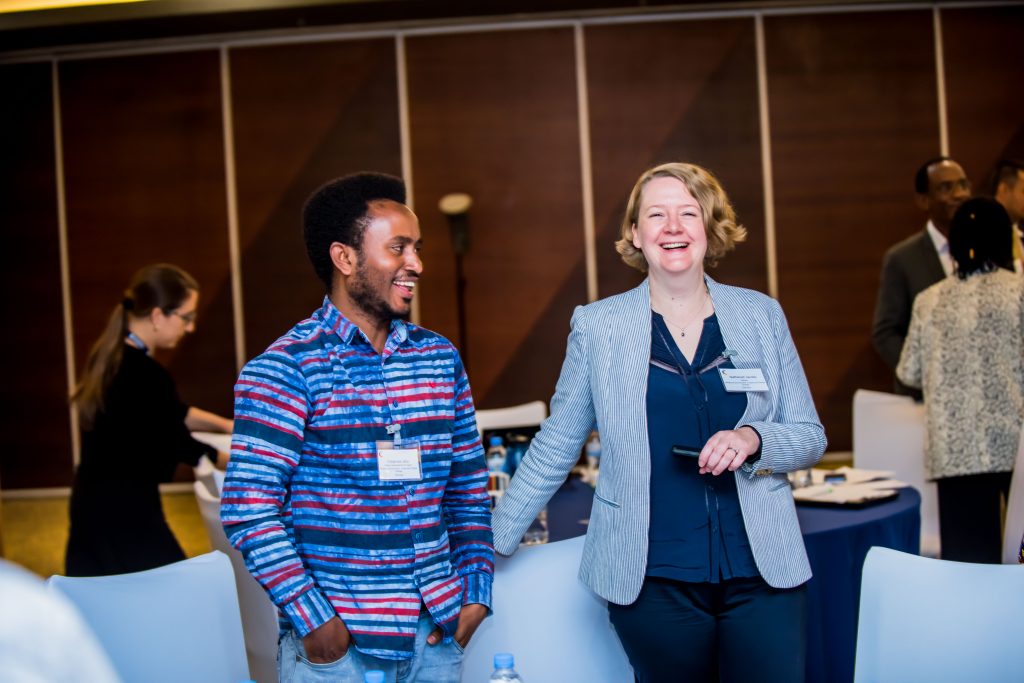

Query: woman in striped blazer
[492,162,826,682]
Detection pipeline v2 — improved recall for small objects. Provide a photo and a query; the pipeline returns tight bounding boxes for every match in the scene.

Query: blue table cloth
[798,487,921,683]
[545,477,921,683]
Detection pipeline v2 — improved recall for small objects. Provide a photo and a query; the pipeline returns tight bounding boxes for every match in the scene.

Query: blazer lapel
[706,276,772,425]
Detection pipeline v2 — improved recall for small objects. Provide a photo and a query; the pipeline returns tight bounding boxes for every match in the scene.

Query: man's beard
[348,259,407,324]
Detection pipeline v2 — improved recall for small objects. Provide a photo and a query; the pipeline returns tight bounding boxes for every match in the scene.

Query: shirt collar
[926,220,949,255]
[315,296,410,348]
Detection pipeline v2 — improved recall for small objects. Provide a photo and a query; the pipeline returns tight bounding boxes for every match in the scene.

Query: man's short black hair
[302,172,406,290]
[914,156,953,194]
[988,158,1024,196]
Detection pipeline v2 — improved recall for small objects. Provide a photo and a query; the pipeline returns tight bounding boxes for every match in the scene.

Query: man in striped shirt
[222,173,493,682]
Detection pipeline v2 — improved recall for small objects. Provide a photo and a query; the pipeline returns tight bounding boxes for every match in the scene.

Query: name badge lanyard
[652,320,736,439]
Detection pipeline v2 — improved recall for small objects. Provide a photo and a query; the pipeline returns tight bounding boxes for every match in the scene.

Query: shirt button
[392,401,399,407]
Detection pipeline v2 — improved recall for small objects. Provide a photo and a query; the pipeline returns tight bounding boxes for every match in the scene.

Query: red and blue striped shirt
[221,298,493,660]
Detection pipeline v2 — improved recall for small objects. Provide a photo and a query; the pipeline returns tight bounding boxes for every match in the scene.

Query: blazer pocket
[594,491,621,509]
[768,480,791,492]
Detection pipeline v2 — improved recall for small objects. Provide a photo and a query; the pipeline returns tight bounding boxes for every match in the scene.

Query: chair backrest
[1003,421,1024,563]
[48,551,249,683]
[476,400,547,436]
[852,389,940,556]
[193,455,218,498]
[193,481,279,683]
[462,535,633,682]
[854,546,1024,682]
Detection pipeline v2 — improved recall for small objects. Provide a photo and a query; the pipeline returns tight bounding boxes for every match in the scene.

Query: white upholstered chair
[852,389,940,556]
[854,546,1024,682]
[462,535,633,682]
[193,481,279,683]
[48,551,249,683]
[1002,421,1024,563]
[475,400,547,436]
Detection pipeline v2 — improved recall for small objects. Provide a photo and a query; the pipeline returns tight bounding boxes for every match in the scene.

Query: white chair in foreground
[854,546,1024,682]
[462,535,633,682]
[476,400,547,436]
[194,481,279,683]
[852,389,940,556]
[48,551,249,683]
[1002,421,1024,563]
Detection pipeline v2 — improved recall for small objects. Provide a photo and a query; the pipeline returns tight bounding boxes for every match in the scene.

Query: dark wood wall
[1,4,1021,488]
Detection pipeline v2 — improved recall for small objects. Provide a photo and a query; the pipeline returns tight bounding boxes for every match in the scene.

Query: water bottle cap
[364,671,386,683]
[488,435,503,446]
[494,652,514,669]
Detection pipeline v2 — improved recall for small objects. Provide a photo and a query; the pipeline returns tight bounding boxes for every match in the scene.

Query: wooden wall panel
[0,63,72,488]
[586,18,766,299]
[406,28,586,408]
[765,10,940,451]
[943,5,1024,189]
[230,38,402,357]
[61,51,236,420]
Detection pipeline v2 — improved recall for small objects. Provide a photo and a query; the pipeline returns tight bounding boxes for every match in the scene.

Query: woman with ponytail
[65,264,232,576]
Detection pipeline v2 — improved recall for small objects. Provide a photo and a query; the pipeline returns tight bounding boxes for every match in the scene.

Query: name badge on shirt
[376,441,423,481]
[718,368,769,392]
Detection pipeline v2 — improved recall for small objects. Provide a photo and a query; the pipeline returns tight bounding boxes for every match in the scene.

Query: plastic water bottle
[364,671,385,683]
[489,652,523,681]
[486,435,507,473]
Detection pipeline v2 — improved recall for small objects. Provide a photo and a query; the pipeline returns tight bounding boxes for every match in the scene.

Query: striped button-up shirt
[222,298,493,660]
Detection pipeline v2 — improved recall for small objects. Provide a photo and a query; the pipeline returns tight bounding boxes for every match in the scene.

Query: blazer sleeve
[491,305,596,555]
[742,300,827,474]
[872,247,912,370]
[896,294,926,389]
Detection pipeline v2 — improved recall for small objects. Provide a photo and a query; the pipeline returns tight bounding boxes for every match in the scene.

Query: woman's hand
[698,426,761,476]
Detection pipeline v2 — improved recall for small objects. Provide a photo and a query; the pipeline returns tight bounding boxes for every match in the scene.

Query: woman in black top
[65,264,232,576]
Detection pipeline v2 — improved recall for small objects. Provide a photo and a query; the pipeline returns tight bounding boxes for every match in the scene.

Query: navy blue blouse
[645,311,759,583]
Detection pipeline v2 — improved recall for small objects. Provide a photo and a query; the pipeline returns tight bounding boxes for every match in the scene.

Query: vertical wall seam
[933,7,949,156]
[52,58,80,466]
[755,13,779,300]
[574,23,599,303]
[219,46,247,372]
[395,33,419,324]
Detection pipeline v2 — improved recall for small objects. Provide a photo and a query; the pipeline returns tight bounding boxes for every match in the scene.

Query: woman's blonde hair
[615,162,746,272]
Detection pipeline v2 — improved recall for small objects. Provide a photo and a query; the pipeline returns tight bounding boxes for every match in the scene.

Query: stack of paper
[793,466,908,505]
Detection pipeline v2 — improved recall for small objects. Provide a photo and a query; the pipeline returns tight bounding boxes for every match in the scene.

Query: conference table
[545,476,921,683]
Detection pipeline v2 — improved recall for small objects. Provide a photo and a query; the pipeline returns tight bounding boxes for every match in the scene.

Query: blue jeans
[278,611,464,683]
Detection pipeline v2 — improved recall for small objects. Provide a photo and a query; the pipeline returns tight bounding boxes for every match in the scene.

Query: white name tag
[376,442,422,481]
[718,368,769,392]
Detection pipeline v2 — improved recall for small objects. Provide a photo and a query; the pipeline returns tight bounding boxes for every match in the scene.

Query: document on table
[795,467,909,505]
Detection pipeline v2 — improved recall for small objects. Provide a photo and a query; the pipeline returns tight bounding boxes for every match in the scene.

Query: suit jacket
[491,277,826,604]
[872,229,945,394]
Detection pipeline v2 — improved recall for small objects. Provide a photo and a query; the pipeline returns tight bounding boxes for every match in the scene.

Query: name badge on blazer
[718,368,769,392]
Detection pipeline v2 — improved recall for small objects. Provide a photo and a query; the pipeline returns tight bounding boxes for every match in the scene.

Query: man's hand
[301,617,350,664]
[427,603,488,649]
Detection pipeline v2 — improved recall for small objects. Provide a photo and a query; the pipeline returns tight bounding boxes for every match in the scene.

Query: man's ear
[995,181,1010,204]
[913,193,929,212]
[330,242,356,277]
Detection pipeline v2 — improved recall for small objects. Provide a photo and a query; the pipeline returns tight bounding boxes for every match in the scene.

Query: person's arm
[735,300,827,476]
[185,407,233,434]
[220,351,339,644]
[895,296,925,390]
[872,250,911,371]
[429,351,493,647]
[491,306,596,555]
[443,352,494,606]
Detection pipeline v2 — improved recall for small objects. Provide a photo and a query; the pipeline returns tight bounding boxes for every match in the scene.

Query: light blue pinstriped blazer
[491,277,826,603]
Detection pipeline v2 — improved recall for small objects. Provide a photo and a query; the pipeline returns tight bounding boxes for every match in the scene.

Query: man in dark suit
[872,156,970,396]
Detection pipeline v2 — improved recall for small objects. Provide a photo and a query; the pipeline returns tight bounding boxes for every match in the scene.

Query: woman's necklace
[656,287,710,338]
